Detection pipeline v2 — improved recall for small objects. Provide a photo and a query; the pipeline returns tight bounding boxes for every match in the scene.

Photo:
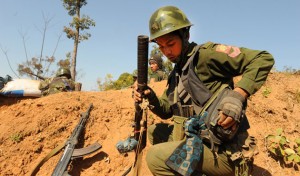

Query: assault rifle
[123,35,149,176]
[26,71,46,80]
[52,103,101,176]
[30,103,101,176]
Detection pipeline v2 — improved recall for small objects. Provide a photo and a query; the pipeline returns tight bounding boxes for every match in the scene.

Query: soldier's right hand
[132,81,154,102]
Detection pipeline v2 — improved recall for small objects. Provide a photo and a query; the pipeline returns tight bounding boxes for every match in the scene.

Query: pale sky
[1,0,299,90]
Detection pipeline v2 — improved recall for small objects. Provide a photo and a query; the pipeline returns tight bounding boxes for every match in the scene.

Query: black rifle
[30,104,101,176]
[51,103,101,176]
[123,35,149,176]
[26,71,46,80]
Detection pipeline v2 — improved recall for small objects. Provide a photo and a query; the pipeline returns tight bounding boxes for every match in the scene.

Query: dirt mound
[0,72,299,176]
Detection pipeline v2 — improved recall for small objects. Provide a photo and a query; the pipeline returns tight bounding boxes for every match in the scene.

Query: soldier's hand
[217,88,248,131]
[132,81,152,102]
[217,111,238,131]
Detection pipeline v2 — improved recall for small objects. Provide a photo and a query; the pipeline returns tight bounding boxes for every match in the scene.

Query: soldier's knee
[147,124,156,144]
[146,145,159,173]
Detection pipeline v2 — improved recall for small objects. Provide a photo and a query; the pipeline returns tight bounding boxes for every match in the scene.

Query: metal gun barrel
[137,35,149,92]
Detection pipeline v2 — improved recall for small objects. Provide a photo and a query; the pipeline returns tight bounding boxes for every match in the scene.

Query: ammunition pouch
[172,105,194,141]
[172,116,187,141]
[225,132,259,176]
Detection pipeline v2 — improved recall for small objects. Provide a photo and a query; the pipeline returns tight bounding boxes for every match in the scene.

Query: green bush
[266,128,300,169]
[262,87,272,98]
[10,133,23,143]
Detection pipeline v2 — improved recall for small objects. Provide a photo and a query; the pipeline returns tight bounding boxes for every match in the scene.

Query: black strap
[178,45,212,115]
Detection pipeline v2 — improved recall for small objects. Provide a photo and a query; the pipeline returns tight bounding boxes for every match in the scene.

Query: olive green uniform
[39,76,75,96]
[149,70,167,82]
[146,42,274,175]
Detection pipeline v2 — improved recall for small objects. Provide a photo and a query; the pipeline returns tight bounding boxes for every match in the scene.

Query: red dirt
[0,72,299,176]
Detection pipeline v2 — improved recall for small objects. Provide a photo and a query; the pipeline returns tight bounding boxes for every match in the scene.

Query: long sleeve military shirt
[149,41,275,120]
[149,70,167,82]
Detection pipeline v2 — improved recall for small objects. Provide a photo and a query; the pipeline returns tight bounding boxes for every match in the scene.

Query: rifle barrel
[137,35,149,92]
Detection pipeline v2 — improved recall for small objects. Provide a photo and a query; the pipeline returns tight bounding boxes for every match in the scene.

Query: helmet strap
[177,27,190,65]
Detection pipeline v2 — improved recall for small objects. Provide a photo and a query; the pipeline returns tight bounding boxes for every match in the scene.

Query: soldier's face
[156,33,182,63]
[150,62,159,72]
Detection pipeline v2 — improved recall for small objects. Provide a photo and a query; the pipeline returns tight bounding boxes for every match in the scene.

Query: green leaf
[278,146,285,156]
[268,147,276,155]
[286,154,295,161]
[294,154,300,163]
[297,147,300,155]
[269,149,276,155]
[295,138,300,145]
[279,136,287,145]
[266,134,275,140]
[274,136,282,143]
[284,148,296,155]
[276,128,283,136]
[266,135,275,143]
[283,155,292,165]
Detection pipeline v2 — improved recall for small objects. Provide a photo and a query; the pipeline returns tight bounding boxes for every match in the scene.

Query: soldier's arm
[147,89,173,119]
[132,82,172,119]
[38,78,51,90]
[199,42,275,95]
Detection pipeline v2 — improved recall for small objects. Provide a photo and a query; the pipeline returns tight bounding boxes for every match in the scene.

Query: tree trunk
[71,0,81,81]
[71,37,78,81]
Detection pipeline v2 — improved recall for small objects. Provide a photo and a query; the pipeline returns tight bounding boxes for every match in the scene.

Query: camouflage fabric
[39,76,75,96]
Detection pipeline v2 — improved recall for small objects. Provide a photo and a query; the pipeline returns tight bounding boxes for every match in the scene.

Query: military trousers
[146,123,235,176]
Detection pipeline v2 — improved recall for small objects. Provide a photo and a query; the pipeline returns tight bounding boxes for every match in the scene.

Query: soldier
[39,67,75,96]
[133,6,274,176]
[149,54,167,83]
[0,75,12,90]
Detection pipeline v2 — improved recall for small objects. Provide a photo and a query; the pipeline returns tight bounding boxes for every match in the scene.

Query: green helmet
[149,6,192,41]
[56,67,71,79]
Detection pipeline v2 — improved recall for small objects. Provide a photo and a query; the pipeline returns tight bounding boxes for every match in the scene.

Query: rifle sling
[130,99,148,176]
[30,141,66,176]
[30,141,101,176]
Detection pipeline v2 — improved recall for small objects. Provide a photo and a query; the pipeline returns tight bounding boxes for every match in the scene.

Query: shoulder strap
[179,45,212,114]
[182,45,201,71]
[199,84,229,115]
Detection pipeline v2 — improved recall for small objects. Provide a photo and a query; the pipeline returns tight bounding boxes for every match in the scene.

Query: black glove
[132,85,158,107]
[144,86,157,101]
[218,90,246,122]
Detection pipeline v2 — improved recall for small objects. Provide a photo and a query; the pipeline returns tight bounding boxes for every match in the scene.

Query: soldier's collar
[187,42,198,57]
